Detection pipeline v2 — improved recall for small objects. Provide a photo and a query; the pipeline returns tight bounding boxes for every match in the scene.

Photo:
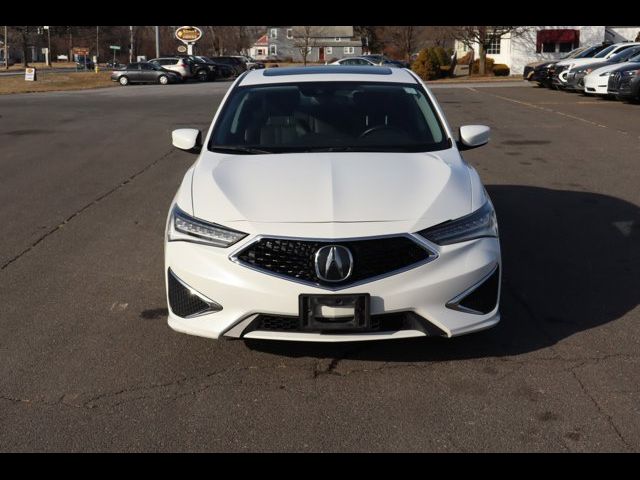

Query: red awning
[536,29,580,52]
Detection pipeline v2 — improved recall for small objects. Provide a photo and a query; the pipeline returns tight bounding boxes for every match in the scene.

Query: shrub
[472,57,495,74]
[493,64,510,76]
[411,46,451,81]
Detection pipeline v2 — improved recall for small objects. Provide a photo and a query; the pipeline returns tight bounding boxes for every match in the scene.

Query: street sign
[25,68,36,81]
[109,45,121,51]
[175,26,202,44]
[73,47,90,56]
[177,45,187,53]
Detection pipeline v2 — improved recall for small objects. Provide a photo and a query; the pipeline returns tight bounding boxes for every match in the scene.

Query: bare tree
[292,26,317,66]
[450,26,525,75]
[370,26,430,60]
[11,26,37,67]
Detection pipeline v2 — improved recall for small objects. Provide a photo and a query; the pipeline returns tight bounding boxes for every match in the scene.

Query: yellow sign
[25,68,36,81]
[175,26,202,43]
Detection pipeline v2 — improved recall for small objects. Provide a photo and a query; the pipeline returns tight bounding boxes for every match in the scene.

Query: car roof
[239,66,417,86]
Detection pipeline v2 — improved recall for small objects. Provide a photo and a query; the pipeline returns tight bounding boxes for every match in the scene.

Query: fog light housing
[167,269,222,318]
[446,265,500,315]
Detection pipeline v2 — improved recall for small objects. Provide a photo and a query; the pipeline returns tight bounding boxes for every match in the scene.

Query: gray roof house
[266,26,363,62]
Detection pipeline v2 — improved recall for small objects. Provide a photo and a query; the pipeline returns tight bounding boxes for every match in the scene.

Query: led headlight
[418,200,498,246]
[168,205,247,247]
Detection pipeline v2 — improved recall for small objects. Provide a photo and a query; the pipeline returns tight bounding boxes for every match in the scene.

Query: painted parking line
[467,87,638,138]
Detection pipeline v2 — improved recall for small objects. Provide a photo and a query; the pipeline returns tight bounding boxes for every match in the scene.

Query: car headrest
[264,88,300,115]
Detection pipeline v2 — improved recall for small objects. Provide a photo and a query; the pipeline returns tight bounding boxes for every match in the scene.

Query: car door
[140,63,157,83]
[126,63,142,82]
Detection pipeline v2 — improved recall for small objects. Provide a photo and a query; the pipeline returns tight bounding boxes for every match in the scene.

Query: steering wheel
[358,125,405,138]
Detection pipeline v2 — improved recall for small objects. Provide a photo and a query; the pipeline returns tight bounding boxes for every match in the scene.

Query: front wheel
[119,76,129,86]
[196,70,208,82]
[158,75,169,85]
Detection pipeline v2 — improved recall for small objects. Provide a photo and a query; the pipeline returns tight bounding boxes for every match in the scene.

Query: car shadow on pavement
[246,185,640,361]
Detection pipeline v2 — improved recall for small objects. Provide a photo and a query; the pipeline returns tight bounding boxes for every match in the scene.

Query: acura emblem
[314,245,353,282]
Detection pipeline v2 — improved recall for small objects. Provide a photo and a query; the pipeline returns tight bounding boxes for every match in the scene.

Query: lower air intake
[167,269,221,318]
[457,266,500,315]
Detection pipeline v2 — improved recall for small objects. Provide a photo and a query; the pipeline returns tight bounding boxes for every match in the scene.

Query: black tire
[196,69,208,82]
[119,76,129,86]
[158,75,169,85]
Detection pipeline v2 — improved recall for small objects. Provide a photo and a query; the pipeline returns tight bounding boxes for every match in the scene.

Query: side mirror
[172,128,202,153]
[458,125,490,150]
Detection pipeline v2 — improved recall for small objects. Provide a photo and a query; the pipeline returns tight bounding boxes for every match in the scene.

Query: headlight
[417,201,498,246]
[623,69,640,77]
[168,205,248,247]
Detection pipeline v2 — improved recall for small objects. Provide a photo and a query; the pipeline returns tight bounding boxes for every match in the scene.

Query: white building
[249,34,268,60]
[455,26,640,74]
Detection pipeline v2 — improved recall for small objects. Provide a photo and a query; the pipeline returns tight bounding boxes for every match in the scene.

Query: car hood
[527,60,550,68]
[589,63,629,76]
[190,150,471,228]
[574,60,613,72]
[563,58,609,69]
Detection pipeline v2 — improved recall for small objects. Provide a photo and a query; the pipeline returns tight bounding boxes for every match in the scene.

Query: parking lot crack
[0,148,175,273]
[569,363,633,451]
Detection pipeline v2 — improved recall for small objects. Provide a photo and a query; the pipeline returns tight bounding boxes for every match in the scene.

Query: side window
[141,63,153,70]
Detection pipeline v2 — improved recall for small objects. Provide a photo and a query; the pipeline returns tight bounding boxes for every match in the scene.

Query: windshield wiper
[210,146,275,155]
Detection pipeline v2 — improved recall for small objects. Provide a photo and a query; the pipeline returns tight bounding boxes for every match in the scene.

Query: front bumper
[584,74,611,95]
[617,76,640,100]
[165,233,502,342]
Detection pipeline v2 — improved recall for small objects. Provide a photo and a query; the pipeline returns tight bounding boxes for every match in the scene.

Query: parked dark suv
[210,56,247,76]
[182,55,219,81]
[110,62,182,86]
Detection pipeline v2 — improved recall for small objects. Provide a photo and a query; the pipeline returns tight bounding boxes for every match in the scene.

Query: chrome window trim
[167,268,223,318]
[228,233,439,291]
[445,263,499,315]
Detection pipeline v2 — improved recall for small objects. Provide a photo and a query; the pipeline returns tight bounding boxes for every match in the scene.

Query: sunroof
[263,66,394,76]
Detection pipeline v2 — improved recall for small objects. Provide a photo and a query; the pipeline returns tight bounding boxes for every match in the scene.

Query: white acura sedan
[165,66,501,342]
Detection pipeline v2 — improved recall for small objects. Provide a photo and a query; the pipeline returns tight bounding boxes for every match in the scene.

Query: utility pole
[96,26,99,66]
[44,26,51,66]
[155,26,160,58]
[129,26,133,62]
[3,26,8,70]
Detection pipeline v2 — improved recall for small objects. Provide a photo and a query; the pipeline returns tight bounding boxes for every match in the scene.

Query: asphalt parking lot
[0,80,639,452]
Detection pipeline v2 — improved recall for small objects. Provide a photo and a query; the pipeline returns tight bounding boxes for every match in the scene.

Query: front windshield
[575,46,599,58]
[610,47,640,63]
[565,47,586,58]
[209,81,449,154]
[594,45,617,58]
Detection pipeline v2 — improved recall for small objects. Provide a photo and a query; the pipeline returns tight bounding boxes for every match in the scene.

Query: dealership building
[455,26,640,74]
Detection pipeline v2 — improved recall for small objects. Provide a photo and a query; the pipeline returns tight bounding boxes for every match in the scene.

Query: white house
[249,34,268,60]
[455,26,640,74]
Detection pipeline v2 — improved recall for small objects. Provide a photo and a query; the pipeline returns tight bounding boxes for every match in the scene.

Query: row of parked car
[328,54,411,68]
[110,54,265,86]
[524,41,640,102]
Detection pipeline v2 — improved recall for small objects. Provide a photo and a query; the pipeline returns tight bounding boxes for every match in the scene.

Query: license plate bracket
[299,293,370,331]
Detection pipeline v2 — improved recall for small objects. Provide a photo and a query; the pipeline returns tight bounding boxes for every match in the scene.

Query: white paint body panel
[165,68,501,342]
[583,64,627,95]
